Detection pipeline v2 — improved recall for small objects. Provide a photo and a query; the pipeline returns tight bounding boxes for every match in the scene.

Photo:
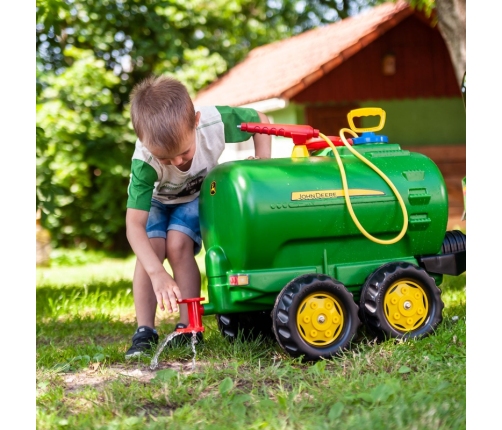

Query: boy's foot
[125,326,159,359]
[167,323,204,348]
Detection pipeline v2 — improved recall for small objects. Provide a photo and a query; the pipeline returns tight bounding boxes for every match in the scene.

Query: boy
[125,75,271,358]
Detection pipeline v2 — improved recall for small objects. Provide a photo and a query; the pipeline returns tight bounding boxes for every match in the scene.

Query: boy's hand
[246,156,260,160]
[151,271,181,313]
[252,111,272,159]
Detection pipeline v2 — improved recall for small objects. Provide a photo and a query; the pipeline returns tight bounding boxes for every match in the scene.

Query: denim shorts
[146,197,202,255]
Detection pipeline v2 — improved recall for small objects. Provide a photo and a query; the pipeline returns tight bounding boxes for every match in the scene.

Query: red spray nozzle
[239,123,319,144]
[176,298,205,333]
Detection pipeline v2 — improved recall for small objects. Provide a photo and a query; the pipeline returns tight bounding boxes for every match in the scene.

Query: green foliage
[404,0,436,17]
[36,0,382,249]
[37,47,134,249]
[36,125,66,215]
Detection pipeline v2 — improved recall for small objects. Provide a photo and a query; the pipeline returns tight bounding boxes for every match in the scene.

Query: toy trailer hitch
[176,298,205,333]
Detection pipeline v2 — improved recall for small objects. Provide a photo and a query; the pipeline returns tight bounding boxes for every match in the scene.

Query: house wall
[292,15,461,105]
[268,97,465,146]
[359,98,465,145]
[290,13,465,143]
[285,14,465,146]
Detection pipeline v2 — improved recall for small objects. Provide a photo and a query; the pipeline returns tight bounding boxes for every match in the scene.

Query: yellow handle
[347,107,386,133]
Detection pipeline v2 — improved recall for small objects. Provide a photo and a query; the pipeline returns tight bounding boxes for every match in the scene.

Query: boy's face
[148,112,200,168]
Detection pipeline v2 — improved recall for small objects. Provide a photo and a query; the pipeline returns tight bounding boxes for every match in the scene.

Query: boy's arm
[126,208,181,313]
[252,111,272,159]
[214,105,271,158]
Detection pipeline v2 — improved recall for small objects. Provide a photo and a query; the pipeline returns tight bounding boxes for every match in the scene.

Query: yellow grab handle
[347,107,386,133]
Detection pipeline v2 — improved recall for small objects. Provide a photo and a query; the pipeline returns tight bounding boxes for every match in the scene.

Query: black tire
[441,230,466,254]
[272,274,360,361]
[359,262,444,341]
[216,310,274,342]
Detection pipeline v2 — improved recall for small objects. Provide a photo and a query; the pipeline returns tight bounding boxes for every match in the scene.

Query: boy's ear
[195,111,201,127]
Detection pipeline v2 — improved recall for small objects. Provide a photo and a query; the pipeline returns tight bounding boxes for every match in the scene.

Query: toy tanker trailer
[186,108,465,362]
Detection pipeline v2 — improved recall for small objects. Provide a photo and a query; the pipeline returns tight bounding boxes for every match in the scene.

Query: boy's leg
[165,230,201,326]
[125,238,166,358]
[132,237,166,328]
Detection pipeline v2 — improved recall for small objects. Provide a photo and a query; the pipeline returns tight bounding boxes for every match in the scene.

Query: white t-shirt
[127,105,259,211]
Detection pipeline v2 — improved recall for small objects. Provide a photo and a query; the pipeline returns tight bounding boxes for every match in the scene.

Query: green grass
[36,253,466,430]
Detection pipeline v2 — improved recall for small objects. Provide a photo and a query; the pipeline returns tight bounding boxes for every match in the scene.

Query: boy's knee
[166,232,193,261]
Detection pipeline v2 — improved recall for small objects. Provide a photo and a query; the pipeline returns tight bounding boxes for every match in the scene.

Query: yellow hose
[319,130,408,245]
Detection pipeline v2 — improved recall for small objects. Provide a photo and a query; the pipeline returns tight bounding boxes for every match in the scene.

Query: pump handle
[239,123,319,144]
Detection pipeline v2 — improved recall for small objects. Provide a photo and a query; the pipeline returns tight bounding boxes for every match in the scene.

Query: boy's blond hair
[130,75,195,151]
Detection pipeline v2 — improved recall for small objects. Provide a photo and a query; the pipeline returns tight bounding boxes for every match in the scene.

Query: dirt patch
[62,360,211,393]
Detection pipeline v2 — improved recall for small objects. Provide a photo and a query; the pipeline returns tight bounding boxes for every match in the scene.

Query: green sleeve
[215,106,260,143]
[126,159,158,211]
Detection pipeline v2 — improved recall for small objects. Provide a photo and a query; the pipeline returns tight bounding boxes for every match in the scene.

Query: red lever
[239,123,319,144]
[176,298,205,333]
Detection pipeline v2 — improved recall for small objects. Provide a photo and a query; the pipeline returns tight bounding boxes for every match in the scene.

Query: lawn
[36,250,466,430]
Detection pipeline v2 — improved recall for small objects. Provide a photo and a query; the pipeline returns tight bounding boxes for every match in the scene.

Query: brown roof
[194,1,412,107]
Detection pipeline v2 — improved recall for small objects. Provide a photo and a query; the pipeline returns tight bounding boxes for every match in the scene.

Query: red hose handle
[239,123,319,144]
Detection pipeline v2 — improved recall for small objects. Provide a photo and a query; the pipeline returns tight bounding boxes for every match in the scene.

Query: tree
[36,0,383,250]
[37,47,135,249]
[405,0,466,86]
[434,0,465,86]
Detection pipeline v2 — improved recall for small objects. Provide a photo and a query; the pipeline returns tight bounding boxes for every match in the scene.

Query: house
[194,0,466,229]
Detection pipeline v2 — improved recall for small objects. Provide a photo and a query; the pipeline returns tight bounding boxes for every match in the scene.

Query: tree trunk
[435,0,466,87]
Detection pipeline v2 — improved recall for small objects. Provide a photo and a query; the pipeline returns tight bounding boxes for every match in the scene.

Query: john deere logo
[210,181,216,195]
[291,189,384,201]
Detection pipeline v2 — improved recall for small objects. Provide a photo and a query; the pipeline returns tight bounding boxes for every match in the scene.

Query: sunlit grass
[36,250,207,287]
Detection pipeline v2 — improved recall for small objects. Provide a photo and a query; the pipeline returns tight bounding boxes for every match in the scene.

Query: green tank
[201,144,447,306]
[195,108,465,361]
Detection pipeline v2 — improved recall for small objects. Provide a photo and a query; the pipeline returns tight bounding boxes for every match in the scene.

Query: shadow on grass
[36,312,279,372]
[36,313,135,370]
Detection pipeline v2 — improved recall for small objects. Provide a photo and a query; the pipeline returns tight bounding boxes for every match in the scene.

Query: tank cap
[352,132,388,145]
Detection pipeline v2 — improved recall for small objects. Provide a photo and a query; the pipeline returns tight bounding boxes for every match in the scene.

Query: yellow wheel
[296,293,344,346]
[272,274,360,361]
[383,280,429,331]
[359,262,443,340]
